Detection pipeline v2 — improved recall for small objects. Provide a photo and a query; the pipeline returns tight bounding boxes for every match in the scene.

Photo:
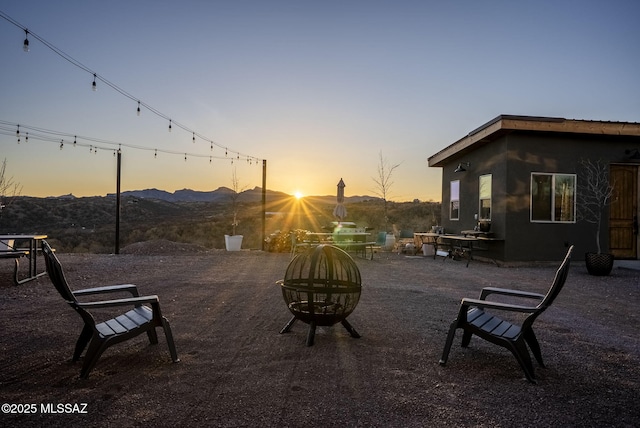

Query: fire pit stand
[278,245,362,346]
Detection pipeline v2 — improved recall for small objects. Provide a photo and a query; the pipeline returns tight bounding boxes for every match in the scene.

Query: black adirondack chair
[42,240,179,378]
[439,245,573,383]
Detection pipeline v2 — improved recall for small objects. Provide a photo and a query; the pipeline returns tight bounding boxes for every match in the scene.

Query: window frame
[479,174,492,221]
[450,180,460,220]
[530,172,577,223]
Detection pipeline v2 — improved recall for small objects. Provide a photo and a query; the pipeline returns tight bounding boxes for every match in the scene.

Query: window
[531,173,576,222]
[479,174,492,220]
[450,180,460,220]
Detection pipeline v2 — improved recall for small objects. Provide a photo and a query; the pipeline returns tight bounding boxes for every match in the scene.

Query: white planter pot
[384,233,396,251]
[224,235,243,251]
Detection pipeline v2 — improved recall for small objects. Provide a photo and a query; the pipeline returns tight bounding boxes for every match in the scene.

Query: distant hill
[103,187,378,204]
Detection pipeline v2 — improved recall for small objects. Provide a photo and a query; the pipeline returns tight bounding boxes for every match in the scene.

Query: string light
[168,119,172,132]
[0,11,264,165]
[23,29,29,52]
[59,139,64,150]
[192,132,195,143]
[16,124,20,143]
[1,120,260,165]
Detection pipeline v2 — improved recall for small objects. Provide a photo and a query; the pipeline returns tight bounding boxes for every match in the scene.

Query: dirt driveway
[1,242,639,427]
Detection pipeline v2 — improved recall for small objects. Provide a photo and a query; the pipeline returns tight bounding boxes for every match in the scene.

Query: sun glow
[294,191,304,199]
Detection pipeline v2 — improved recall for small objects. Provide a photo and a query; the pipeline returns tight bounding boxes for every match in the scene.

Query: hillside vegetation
[0,195,441,253]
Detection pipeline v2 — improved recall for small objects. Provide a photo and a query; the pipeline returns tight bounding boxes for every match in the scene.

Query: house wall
[440,131,640,262]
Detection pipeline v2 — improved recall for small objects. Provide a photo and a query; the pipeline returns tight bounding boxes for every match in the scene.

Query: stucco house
[428,115,640,263]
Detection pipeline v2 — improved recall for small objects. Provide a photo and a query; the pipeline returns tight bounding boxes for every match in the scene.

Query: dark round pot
[585,252,614,276]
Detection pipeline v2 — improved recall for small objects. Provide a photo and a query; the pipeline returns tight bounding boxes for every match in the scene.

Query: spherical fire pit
[278,244,362,346]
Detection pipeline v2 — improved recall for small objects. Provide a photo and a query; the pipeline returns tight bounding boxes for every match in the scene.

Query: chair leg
[80,339,109,379]
[161,317,180,363]
[73,325,93,361]
[461,330,473,347]
[507,339,537,383]
[523,328,545,367]
[439,320,459,365]
[146,327,159,345]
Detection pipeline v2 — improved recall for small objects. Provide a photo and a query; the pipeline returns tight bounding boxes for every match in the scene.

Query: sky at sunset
[1,1,639,202]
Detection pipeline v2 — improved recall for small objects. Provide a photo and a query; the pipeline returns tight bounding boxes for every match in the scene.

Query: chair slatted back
[524,245,573,328]
[42,240,77,303]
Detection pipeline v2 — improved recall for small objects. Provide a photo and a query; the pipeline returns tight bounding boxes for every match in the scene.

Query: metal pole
[262,159,267,250]
[115,149,121,254]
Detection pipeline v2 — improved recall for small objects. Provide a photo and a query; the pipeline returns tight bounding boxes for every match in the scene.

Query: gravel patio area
[1,242,639,427]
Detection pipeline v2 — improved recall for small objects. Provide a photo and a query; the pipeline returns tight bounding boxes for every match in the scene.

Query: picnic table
[0,234,48,284]
[306,232,377,260]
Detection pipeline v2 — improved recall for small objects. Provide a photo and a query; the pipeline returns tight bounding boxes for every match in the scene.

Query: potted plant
[224,168,244,251]
[577,158,615,275]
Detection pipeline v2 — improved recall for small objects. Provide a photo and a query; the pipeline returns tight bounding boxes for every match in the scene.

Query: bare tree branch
[371,151,401,231]
[0,158,23,220]
[577,158,615,254]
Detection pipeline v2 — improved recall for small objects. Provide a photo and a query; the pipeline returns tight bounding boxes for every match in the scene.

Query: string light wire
[0,10,263,164]
[0,120,258,163]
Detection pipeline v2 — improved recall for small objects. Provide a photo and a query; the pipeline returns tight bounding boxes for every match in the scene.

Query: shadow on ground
[1,245,639,427]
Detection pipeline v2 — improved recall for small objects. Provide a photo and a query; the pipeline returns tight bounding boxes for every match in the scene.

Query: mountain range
[100,187,377,204]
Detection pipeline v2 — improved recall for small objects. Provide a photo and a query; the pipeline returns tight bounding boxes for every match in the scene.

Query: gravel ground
[0,240,639,427]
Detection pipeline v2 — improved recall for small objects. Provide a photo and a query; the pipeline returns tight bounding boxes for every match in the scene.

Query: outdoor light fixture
[23,29,29,52]
[454,162,470,173]
[137,101,141,116]
[92,73,97,91]
[168,119,172,132]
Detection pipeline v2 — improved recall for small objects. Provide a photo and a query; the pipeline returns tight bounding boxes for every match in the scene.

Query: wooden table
[438,235,479,267]
[413,232,444,257]
[0,234,48,284]
[306,232,376,259]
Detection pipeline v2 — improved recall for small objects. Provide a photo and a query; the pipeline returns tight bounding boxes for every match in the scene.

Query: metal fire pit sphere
[278,245,362,346]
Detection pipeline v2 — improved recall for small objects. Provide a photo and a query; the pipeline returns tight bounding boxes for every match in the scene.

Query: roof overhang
[428,115,640,167]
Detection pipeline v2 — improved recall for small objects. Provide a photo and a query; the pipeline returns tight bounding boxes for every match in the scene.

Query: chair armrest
[461,297,538,313]
[76,295,159,309]
[479,287,545,301]
[73,284,140,297]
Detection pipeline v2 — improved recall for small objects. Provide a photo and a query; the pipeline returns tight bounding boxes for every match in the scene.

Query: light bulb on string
[137,101,141,116]
[16,125,20,143]
[25,132,28,143]
[73,136,77,147]
[23,29,29,52]
[184,153,187,161]
[168,120,172,132]
[210,141,213,151]
[209,156,212,164]
[92,73,97,91]
[192,132,195,143]
[154,149,157,158]
[60,140,64,150]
